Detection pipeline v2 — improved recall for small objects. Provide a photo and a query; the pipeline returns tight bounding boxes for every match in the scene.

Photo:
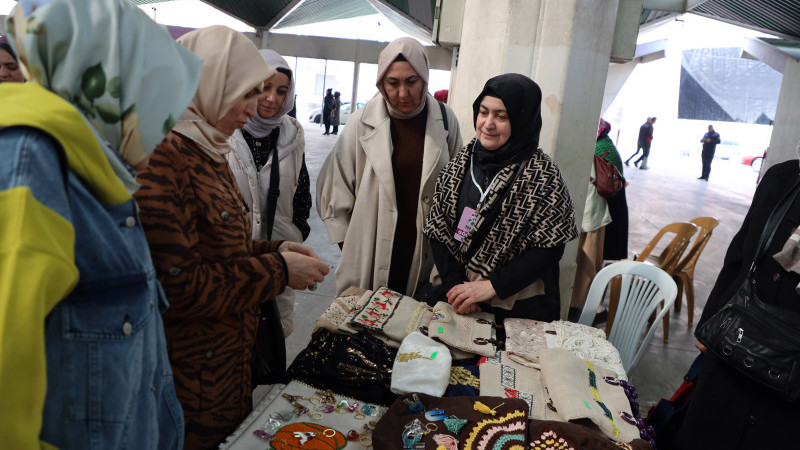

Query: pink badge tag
[455,206,476,242]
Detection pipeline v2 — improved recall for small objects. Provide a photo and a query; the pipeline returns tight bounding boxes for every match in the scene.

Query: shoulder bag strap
[438,101,449,132]
[748,177,800,275]
[265,127,281,241]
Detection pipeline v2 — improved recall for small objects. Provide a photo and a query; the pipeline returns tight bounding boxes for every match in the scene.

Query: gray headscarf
[376,37,429,119]
[243,49,295,138]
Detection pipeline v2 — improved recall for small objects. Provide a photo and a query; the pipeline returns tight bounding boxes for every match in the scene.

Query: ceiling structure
[129,0,800,45]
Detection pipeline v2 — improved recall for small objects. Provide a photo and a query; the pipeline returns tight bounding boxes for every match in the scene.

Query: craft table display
[225,287,655,449]
[220,381,388,450]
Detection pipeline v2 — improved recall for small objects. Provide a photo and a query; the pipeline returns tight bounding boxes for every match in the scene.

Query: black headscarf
[471,73,542,172]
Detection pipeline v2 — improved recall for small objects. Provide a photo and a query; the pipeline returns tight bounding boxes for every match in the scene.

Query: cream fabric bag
[479,351,563,421]
[427,301,497,357]
[539,348,639,443]
[391,331,452,396]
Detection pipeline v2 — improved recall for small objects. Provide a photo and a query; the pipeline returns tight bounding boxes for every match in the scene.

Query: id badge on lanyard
[454,206,476,242]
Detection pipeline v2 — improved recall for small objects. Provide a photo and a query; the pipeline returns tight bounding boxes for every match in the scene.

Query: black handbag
[695,179,800,401]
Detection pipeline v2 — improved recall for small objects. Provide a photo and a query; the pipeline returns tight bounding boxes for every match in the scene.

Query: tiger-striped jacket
[135,132,288,449]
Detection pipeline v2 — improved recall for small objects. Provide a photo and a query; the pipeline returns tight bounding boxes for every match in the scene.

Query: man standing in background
[625,116,656,170]
[698,124,721,181]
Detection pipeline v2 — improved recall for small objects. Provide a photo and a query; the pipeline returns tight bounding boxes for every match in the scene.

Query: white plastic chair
[577,261,678,375]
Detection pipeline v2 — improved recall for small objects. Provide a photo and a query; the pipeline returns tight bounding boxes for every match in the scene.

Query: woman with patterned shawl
[423,74,577,322]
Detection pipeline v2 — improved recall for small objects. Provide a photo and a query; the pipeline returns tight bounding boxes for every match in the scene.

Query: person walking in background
[331,91,342,134]
[316,37,462,297]
[0,0,202,447]
[322,88,334,135]
[625,116,656,169]
[698,124,720,181]
[0,42,24,83]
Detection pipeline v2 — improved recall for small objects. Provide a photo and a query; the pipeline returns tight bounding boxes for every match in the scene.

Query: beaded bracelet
[604,376,656,448]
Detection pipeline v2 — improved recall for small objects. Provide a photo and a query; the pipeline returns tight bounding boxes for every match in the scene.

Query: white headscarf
[173,26,274,161]
[376,37,430,120]
[243,50,295,138]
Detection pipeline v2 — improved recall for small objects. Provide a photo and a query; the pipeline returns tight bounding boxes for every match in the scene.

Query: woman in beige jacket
[316,37,462,296]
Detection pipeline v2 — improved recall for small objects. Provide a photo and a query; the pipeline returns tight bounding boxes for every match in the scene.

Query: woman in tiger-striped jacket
[135,26,328,449]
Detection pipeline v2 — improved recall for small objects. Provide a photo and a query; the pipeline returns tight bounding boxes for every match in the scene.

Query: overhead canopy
[125,0,800,44]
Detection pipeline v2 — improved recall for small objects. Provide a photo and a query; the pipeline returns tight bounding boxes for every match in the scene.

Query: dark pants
[323,111,331,134]
[626,142,650,165]
[701,149,714,179]
[634,143,651,166]
[332,124,339,134]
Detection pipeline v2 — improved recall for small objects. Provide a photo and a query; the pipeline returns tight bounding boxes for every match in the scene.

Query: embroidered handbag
[695,180,800,401]
[590,151,624,198]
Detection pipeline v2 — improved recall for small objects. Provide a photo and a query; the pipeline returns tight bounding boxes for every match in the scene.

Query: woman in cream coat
[227,50,311,337]
[316,37,462,296]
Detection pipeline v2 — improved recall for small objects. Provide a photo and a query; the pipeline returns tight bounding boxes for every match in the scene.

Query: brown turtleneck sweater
[387,106,427,293]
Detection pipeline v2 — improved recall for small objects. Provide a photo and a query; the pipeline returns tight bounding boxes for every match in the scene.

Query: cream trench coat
[317,93,462,296]
[226,115,305,336]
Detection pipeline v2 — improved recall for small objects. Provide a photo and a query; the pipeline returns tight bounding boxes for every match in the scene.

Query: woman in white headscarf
[316,37,463,297]
[135,27,328,449]
[227,49,311,339]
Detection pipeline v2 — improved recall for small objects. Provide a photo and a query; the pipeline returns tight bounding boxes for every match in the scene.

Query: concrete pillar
[765,58,800,170]
[449,0,620,318]
[351,61,360,112]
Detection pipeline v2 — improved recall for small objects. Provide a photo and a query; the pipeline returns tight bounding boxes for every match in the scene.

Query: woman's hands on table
[447,280,495,314]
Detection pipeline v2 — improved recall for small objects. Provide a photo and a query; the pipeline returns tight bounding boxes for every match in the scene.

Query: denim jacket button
[241,205,247,213]
[124,216,136,227]
[168,266,181,277]
[122,321,133,336]
[220,211,230,221]
[150,385,156,392]
[205,350,216,359]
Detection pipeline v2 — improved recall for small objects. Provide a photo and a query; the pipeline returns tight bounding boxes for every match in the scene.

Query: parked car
[308,102,365,125]
[680,139,744,160]
[741,149,767,172]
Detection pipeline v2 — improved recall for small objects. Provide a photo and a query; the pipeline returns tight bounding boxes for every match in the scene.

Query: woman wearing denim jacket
[0,0,201,448]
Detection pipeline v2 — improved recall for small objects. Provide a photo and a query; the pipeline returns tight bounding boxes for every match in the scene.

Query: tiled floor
[281,122,760,411]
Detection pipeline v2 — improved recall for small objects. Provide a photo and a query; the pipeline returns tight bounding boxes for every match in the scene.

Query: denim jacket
[0,125,184,449]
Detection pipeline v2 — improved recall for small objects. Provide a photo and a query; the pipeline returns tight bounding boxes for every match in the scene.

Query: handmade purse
[695,180,800,401]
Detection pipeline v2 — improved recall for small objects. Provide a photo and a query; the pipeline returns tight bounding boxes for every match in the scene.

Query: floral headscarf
[7,0,202,191]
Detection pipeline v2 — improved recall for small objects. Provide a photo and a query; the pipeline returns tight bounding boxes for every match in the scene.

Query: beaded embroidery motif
[586,360,620,438]
[450,366,481,389]
[529,430,574,450]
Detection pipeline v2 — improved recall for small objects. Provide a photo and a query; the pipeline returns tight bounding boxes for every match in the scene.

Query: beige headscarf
[174,26,274,161]
[376,37,430,119]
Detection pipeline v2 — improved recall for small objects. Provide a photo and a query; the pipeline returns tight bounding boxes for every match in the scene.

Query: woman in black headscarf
[424,73,578,322]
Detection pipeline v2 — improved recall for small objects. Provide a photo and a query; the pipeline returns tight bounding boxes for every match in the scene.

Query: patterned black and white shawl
[424,138,578,278]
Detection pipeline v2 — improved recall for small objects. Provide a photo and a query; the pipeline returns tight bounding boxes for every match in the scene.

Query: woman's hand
[278,241,320,260]
[447,280,496,314]
[280,250,329,291]
[694,338,707,354]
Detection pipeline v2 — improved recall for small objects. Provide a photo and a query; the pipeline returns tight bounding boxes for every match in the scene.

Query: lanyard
[470,155,502,207]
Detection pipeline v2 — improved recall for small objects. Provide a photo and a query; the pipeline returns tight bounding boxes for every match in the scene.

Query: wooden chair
[607,222,697,343]
[672,217,720,327]
[578,261,678,375]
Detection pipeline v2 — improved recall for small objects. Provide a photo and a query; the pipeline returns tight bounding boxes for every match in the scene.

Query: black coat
[674,160,800,450]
